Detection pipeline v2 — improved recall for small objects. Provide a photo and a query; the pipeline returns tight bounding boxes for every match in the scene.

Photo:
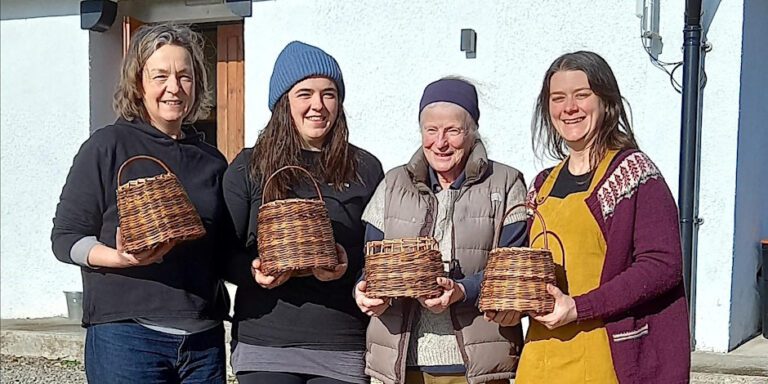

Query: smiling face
[420,103,474,181]
[548,70,605,152]
[140,44,195,134]
[287,77,339,149]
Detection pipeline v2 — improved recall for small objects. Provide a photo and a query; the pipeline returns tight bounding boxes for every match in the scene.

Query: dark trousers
[85,322,226,384]
[237,371,354,384]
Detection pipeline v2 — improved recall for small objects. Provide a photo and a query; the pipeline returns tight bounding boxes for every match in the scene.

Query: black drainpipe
[679,0,703,350]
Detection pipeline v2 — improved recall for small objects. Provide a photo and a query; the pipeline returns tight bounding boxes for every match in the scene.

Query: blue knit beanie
[268,41,345,111]
[419,78,480,124]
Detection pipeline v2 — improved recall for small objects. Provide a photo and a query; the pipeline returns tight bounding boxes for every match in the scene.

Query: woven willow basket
[479,203,557,314]
[116,155,206,254]
[364,237,445,298]
[257,166,337,276]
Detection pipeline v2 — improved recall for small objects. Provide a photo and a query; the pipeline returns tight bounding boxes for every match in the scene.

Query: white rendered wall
[244,0,684,184]
[1,5,91,318]
[244,0,751,352]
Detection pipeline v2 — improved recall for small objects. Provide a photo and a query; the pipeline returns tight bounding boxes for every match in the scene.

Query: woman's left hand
[312,243,348,282]
[532,284,578,330]
[418,277,465,314]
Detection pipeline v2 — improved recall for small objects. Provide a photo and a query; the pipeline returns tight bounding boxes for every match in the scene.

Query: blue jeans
[85,321,226,384]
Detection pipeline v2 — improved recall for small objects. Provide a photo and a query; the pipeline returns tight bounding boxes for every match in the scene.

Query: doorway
[123,17,245,163]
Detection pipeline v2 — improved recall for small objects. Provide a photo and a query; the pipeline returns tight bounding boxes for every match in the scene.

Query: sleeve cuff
[574,295,595,322]
[70,236,102,269]
[458,271,483,305]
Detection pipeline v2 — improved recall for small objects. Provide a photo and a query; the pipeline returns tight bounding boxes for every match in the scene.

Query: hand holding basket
[364,237,445,299]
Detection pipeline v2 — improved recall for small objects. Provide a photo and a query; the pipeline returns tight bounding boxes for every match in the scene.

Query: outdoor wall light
[460,28,477,59]
[225,0,253,17]
[80,0,117,32]
[185,0,222,5]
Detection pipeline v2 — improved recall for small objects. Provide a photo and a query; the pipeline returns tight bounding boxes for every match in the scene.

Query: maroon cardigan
[527,150,691,384]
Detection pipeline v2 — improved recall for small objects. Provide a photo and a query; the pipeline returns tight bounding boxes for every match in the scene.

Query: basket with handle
[479,203,557,314]
[256,166,337,276]
[364,237,446,299]
[116,155,206,254]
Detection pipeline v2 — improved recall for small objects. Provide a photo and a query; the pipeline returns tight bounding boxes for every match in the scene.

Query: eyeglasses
[422,127,466,138]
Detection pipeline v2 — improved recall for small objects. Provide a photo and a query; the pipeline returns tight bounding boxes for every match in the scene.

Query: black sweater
[51,118,231,326]
[223,146,383,351]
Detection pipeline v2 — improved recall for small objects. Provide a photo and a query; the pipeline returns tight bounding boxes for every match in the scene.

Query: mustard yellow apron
[515,151,619,384]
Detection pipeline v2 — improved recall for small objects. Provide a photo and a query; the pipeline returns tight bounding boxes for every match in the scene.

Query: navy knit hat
[268,41,345,111]
[419,78,480,124]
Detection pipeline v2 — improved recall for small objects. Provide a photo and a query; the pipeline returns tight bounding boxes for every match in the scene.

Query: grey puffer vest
[364,141,526,384]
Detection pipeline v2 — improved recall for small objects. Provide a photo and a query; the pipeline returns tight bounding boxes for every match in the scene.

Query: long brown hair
[113,23,212,124]
[532,51,638,170]
[249,93,358,201]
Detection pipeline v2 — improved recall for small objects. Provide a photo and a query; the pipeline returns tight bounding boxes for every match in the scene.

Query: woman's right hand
[354,280,390,317]
[483,310,522,327]
[87,227,175,268]
[251,258,292,289]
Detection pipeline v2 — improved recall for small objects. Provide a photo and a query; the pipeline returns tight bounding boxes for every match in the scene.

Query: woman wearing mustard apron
[486,51,691,384]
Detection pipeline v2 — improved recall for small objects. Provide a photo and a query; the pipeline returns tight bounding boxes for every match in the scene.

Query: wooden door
[122,16,145,55]
[216,23,245,163]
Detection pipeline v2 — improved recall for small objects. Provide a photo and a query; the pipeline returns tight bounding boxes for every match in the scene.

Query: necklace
[574,171,593,185]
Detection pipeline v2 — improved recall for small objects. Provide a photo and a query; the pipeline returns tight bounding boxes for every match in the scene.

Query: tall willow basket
[479,203,557,314]
[116,155,206,254]
[257,166,337,275]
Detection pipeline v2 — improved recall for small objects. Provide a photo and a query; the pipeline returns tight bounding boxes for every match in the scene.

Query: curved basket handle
[117,155,172,186]
[261,165,323,204]
[496,202,549,250]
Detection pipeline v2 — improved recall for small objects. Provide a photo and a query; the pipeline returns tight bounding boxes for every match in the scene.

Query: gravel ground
[1,355,85,384]
[2,355,765,384]
[0,355,238,383]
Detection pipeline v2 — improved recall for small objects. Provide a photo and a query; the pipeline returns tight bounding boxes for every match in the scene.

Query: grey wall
[729,0,768,350]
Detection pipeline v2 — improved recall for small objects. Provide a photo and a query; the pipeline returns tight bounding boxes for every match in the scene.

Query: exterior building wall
[687,0,745,352]
[1,2,91,318]
[729,0,768,350]
[0,0,759,352]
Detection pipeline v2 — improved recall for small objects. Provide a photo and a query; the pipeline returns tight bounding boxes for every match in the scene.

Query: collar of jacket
[405,139,489,193]
[115,117,205,144]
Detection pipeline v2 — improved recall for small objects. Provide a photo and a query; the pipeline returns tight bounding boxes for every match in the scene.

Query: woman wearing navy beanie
[223,41,384,384]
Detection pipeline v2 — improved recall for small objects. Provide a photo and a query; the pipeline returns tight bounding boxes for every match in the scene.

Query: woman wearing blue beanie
[223,41,384,384]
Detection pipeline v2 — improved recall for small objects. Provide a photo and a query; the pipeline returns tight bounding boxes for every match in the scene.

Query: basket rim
[117,173,175,191]
[489,246,553,253]
[260,197,327,208]
[365,236,436,246]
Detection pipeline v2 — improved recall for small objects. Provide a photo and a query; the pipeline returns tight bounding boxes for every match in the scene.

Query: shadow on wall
[728,0,768,351]
[0,0,81,21]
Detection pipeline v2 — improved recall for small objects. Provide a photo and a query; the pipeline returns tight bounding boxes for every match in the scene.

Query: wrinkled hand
[251,258,291,289]
[313,243,349,282]
[418,277,465,314]
[483,310,522,327]
[114,227,175,267]
[532,284,578,330]
[354,280,390,317]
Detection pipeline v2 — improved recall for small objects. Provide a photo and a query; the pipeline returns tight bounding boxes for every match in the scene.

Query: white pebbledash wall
[1,1,91,318]
[1,0,763,352]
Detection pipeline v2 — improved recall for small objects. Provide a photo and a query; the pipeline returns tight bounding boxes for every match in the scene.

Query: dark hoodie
[51,118,231,326]
[223,147,383,351]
